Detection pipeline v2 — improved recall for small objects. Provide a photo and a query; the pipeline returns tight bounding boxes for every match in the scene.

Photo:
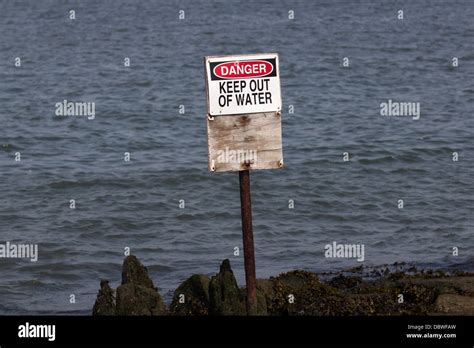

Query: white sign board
[205,53,282,116]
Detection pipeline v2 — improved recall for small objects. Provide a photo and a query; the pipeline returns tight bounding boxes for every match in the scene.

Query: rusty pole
[239,169,257,315]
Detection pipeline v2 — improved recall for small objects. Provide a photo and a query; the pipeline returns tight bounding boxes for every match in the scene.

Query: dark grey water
[0,0,473,314]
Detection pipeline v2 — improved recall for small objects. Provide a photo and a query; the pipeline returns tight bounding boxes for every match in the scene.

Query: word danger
[218,79,271,107]
[214,60,273,79]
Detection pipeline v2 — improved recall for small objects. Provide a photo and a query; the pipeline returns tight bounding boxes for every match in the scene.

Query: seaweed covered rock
[343,293,397,315]
[115,255,167,315]
[435,294,474,315]
[368,276,440,314]
[170,274,210,315]
[116,283,166,315]
[254,279,275,315]
[399,276,474,297]
[267,270,343,315]
[329,275,363,291]
[331,276,438,315]
[92,256,474,316]
[396,283,437,312]
[121,255,155,288]
[92,280,116,315]
[209,259,246,315]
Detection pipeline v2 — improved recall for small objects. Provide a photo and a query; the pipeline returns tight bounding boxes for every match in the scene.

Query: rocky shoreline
[92,255,474,316]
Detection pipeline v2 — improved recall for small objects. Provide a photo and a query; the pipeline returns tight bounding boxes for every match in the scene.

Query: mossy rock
[116,283,167,315]
[115,255,167,315]
[170,274,210,315]
[254,279,275,315]
[329,275,363,291]
[121,255,155,289]
[209,259,246,315]
[92,280,116,315]
[267,270,343,315]
[396,283,437,305]
[400,276,474,296]
[435,294,474,315]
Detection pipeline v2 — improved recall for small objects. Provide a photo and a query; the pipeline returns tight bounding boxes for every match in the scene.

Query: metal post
[239,169,257,315]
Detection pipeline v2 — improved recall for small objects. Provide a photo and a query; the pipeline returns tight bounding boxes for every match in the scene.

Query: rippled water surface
[0,0,473,314]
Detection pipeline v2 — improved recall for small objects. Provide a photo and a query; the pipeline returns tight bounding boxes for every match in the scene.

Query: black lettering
[218,95,227,107]
[236,94,245,105]
[251,93,258,104]
[263,78,270,90]
[249,80,256,92]
[227,81,233,93]
[245,94,252,105]
[219,82,226,94]
[265,92,272,103]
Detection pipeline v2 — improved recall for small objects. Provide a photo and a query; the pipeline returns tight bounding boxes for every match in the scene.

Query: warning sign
[205,53,282,116]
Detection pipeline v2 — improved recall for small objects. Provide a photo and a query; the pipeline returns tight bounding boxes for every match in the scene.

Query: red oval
[213,60,273,79]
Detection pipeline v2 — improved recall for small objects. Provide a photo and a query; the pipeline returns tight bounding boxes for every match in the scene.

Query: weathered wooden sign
[207,112,283,172]
[204,53,283,172]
